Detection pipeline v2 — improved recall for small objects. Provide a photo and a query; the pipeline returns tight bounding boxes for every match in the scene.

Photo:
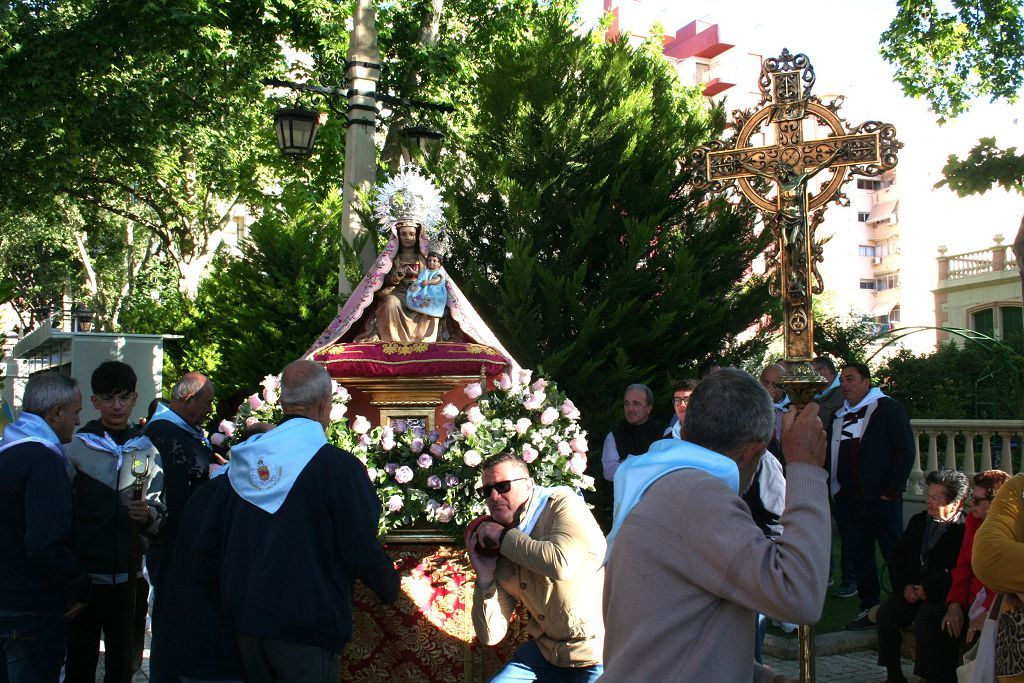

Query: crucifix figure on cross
[691,48,902,683]
[693,48,901,391]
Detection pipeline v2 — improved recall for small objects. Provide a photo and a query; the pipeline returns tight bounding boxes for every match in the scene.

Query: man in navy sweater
[0,372,90,682]
[196,360,399,681]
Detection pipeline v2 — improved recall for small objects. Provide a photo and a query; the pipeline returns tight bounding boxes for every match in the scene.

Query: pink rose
[394,466,414,484]
[247,394,264,410]
[411,437,424,453]
[384,463,398,474]
[444,473,460,487]
[426,499,441,514]
[210,433,226,447]
[560,399,581,420]
[218,419,235,438]
[330,403,347,421]
[332,382,351,402]
[381,436,396,451]
[427,475,443,489]
[463,450,482,467]
[358,434,370,449]
[514,417,532,434]
[430,442,445,457]
[460,422,477,437]
[386,495,403,512]
[442,403,460,419]
[464,382,483,399]
[263,387,279,405]
[466,406,486,424]
[570,435,589,453]
[496,373,513,390]
[436,503,455,523]
[540,407,559,426]
[522,444,539,463]
[531,378,549,392]
[442,421,456,433]
[522,394,543,411]
[245,416,259,427]
[261,374,281,392]
[569,454,587,475]
[517,369,533,386]
[392,419,407,434]
[557,441,572,456]
[352,415,371,435]
[417,453,433,468]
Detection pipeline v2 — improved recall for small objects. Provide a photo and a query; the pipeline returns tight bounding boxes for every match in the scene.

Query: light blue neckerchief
[814,376,840,400]
[670,420,682,440]
[774,394,791,412]
[228,417,327,514]
[606,438,739,560]
[148,403,212,449]
[0,412,64,457]
[835,387,887,418]
[75,432,154,471]
[517,485,555,536]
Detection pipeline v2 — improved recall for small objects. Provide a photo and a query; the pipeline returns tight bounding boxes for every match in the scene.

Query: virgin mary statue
[305,165,516,369]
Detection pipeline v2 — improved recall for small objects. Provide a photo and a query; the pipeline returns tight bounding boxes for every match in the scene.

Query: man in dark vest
[601,384,663,482]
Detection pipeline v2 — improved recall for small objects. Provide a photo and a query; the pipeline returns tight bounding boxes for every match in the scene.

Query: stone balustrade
[907,419,1023,494]
[941,245,1016,281]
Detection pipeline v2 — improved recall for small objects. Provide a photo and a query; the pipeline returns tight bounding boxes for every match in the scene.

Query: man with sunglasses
[62,360,164,682]
[468,453,606,681]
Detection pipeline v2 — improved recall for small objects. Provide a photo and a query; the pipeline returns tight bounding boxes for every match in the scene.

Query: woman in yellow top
[973,472,1024,682]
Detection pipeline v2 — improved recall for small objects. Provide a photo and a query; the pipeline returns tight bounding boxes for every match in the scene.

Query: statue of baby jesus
[405,251,448,318]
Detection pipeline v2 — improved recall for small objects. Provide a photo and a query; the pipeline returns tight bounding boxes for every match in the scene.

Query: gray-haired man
[602,368,831,682]
[0,372,89,682]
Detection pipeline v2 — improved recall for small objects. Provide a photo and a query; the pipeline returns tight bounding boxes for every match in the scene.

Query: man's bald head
[170,371,215,427]
[280,360,333,409]
[759,363,786,403]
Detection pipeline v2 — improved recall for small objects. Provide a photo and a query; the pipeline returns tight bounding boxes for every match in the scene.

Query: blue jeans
[489,640,603,683]
[0,610,67,683]
[833,496,903,609]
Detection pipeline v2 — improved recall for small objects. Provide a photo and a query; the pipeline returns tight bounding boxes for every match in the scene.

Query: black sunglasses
[476,478,528,499]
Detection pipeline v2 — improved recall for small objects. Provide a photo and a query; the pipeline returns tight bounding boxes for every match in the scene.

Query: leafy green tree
[881,0,1024,122]
[813,311,880,365]
[157,186,345,401]
[440,11,773,436]
[876,342,1024,419]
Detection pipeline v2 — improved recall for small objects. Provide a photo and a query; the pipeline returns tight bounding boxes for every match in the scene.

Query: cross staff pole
[692,49,901,683]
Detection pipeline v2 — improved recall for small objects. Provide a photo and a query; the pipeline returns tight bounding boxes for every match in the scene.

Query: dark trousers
[65,578,149,683]
[833,495,903,609]
[236,633,339,683]
[876,592,961,683]
[0,610,66,683]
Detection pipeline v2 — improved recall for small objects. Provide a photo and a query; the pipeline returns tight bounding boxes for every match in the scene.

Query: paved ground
[764,651,921,682]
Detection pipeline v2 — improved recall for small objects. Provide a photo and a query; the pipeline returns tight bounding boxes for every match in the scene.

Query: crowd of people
[2,357,1022,683]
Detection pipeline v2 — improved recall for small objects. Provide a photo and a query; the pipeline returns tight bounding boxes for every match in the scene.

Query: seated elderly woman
[941,470,1011,645]
[876,469,970,683]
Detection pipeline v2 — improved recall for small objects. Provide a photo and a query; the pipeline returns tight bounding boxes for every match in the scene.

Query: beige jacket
[471,486,606,668]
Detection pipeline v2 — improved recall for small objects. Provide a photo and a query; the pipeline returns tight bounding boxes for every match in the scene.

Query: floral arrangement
[215,370,593,537]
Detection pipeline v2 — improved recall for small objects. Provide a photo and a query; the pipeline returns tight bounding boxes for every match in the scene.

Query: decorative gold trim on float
[383,528,457,545]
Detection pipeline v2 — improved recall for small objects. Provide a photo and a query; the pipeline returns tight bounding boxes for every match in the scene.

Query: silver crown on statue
[373,164,446,241]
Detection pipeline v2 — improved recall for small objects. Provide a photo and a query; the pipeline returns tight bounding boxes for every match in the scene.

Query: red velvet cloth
[340,543,526,681]
[314,342,508,379]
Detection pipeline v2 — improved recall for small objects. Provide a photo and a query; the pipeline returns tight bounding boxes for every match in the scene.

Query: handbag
[995,597,1024,678]
[959,594,1005,683]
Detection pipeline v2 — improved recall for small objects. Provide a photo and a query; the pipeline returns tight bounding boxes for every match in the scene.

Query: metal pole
[338,0,382,298]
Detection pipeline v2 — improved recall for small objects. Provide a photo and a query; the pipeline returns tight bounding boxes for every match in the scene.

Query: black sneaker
[846,608,875,631]
[831,581,858,598]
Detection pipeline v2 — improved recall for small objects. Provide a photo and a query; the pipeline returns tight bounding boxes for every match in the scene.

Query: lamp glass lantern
[273,107,323,160]
[400,125,444,161]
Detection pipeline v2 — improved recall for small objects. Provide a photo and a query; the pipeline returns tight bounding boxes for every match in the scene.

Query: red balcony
[664,21,734,60]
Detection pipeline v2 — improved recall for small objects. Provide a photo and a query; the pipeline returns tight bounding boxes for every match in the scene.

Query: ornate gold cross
[693,49,901,401]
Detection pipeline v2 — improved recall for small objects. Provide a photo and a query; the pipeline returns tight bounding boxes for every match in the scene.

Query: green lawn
[766,536,892,636]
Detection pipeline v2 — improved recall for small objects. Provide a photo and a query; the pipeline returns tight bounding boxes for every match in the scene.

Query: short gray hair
[172,373,213,401]
[684,368,774,457]
[625,383,654,406]
[22,372,79,417]
[280,360,332,408]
